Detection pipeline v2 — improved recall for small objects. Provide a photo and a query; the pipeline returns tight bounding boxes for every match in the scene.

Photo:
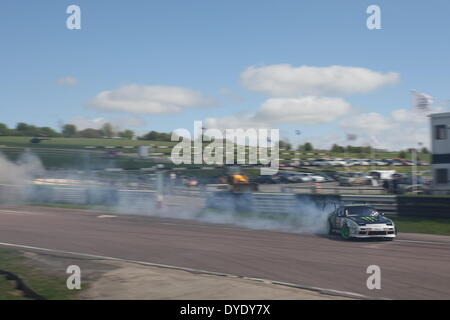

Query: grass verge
[390,216,450,236]
[0,248,82,300]
[22,201,113,211]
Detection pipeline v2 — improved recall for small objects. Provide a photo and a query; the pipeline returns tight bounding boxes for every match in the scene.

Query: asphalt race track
[0,205,449,299]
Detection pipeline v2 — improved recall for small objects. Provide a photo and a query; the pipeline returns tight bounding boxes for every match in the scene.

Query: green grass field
[0,248,81,300]
[0,136,176,149]
[389,216,450,236]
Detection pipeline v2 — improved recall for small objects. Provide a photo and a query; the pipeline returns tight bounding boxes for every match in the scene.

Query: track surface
[0,205,449,299]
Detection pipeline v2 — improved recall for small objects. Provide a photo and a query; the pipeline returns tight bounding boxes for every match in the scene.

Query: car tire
[340,224,351,240]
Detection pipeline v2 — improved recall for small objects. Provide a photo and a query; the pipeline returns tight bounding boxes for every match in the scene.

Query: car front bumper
[350,225,396,238]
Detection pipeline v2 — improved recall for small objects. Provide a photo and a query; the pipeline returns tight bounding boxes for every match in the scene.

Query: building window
[436,169,448,184]
[435,125,448,140]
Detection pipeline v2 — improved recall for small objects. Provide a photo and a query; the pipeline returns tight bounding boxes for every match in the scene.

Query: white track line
[0,241,381,300]
[97,215,117,218]
[396,239,450,245]
[0,210,32,216]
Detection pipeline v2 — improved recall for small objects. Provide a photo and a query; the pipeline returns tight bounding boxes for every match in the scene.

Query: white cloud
[339,109,437,150]
[56,76,79,87]
[87,84,216,114]
[255,97,351,124]
[219,88,244,103]
[340,112,393,134]
[70,116,145,131]
[204,113,270,130]
[205,96,351,130]
[241,64,399,97]
[391,106,443,124]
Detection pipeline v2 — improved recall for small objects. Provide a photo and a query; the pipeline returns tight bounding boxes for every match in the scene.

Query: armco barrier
[341,195,397,214]
[10,184,450,218]
[0,184,22,203]
[26,185,118,206]
[252,193,298,214]
[206,192,340,215]
[26,185,87,204]
[117,189,155,212]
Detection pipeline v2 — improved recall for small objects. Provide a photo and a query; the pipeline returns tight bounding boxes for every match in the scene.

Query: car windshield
[344,206,379,217]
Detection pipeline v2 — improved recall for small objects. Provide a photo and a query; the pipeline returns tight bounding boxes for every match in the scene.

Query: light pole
[411,142,424,194]
[411,147,417,194]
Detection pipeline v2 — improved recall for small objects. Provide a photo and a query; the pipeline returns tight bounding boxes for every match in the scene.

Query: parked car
[358,160,371,166]
[254,175,281,184]
[367,170,396,180]
[308,173,327,182]
[328,159,347,166]
[312,159,330,167]
[338,172,371,186]
[279,172,316,183]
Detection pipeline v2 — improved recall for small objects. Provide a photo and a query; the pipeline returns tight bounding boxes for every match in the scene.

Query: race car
[328,204,396,240]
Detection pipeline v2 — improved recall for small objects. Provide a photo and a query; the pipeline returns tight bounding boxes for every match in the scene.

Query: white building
[429,112,450,194]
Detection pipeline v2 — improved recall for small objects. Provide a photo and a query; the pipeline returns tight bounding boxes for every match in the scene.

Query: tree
[331,144,345,153]
[421,147,429,154]
[15,123,40,136]
[0,123,7,135]
[303,142,313,152]
[77,128,102,138]
[118,130,134,139]
[279,140,292,150]
[141,131,171,141]
[16,122,29,132]
[62,124,77,137]
[398,150,407,159]
[102,123,114,138]
[39,127,61,137]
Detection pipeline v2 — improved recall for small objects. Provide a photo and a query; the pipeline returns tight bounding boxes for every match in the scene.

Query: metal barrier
[117,189,155,213]
[10,183,450,218]
[0,184,22,203]
[283,185,386,195]
[341,195,397,214]
[252,193,298,215]
[51,187,87,204]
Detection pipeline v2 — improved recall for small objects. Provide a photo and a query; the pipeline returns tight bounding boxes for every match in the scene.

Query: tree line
[0,122,172,141]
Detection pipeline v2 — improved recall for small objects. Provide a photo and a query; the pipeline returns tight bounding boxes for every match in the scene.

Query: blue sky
[1,0,449,149]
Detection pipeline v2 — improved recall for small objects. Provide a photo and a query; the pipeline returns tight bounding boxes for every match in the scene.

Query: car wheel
[340,224,351,240]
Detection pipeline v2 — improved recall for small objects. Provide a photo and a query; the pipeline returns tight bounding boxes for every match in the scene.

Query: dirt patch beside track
[78,260,351,300]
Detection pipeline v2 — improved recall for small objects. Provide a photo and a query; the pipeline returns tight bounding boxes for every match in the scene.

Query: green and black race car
[328,204,396,240]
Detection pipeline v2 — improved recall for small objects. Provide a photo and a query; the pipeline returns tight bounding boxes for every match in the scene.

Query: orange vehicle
[219,166,258,192]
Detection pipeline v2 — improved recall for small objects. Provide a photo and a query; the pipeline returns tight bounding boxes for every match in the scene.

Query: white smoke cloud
[115,193,334,235]
[0,152,44,186]
[0,152,45,203]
